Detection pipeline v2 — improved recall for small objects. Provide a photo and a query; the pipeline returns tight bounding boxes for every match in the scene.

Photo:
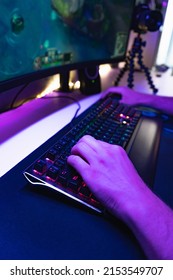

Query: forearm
[123,186,173,260]
[137,93,173,116]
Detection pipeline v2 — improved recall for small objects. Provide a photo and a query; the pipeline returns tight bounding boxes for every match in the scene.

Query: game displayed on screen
[0,0,134,83]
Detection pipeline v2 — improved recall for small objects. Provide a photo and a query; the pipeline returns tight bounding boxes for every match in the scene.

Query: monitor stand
[59,71,71,93]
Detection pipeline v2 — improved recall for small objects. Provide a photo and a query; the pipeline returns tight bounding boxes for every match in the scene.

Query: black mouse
[107,92,122,100]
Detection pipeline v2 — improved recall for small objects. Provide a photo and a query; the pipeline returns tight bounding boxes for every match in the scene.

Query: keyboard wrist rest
[126,116,163,187]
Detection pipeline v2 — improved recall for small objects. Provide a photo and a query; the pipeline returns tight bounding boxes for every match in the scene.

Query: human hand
[67,135,147,220]
[101,86,149,107]
[69,135,173,260]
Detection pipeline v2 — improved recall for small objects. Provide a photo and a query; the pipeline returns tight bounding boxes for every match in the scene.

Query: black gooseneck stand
[114,33,158,94]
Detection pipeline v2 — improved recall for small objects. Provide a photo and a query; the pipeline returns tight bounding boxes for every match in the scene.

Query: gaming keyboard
[24,93,142,213]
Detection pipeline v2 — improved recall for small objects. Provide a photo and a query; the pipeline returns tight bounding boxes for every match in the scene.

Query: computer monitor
[0,0,135,112]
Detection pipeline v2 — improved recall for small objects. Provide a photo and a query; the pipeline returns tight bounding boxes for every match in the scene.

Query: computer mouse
[107,92,122,100]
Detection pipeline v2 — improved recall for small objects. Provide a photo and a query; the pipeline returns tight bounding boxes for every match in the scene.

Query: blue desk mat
[154,120,173,209]
[0,126,145,260]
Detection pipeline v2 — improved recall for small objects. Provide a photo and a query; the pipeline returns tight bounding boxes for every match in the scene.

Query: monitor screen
[0,0,135,102]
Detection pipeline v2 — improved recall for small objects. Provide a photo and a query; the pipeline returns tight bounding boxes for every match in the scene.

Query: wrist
[116,182,153,227]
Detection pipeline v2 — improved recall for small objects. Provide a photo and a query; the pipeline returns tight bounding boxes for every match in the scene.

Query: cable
[41,95,81,122]
[12,93,82,122]
[10,83,30,110]
[1,90,81,123]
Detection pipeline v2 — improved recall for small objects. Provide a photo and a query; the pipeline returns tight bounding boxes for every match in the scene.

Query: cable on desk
[1,90,81,124]
[41,95,81,122]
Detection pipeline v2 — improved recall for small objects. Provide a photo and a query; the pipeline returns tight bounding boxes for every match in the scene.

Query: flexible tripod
[114,33,158,94]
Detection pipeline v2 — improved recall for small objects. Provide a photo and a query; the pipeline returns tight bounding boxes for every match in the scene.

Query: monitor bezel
[0,55,126,94]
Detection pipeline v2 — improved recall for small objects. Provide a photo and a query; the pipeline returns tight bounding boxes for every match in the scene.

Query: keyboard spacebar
[126,116,163,188]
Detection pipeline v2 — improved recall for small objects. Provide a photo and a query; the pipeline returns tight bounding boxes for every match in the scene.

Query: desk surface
[1,70,173,260]
[0,86,146,260]
[0,104,145,259]
[0,92,101,177]
[1,69,173,177]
